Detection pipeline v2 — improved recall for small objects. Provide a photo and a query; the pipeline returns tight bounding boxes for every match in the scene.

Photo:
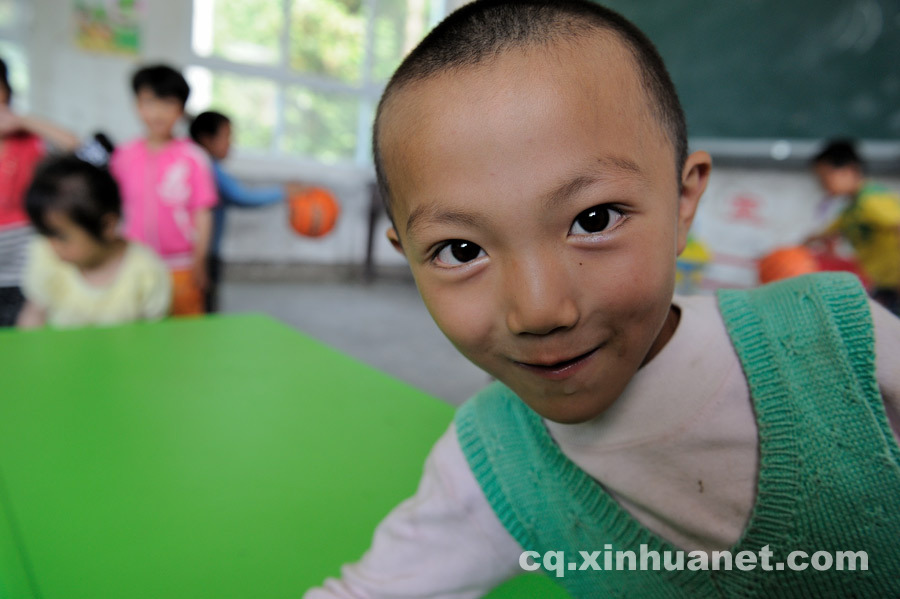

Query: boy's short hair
[373,0,688,219]
[131,64,190,107]
[812,139,863,169]
[189,110,230,144]
[25,155,122,242]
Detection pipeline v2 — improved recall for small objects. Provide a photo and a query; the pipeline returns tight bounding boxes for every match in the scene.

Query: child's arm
[191,209,212,291]
[304,426,522,598]
[214,164,285,207]
[0,105,80,152]
[873,299,900,439]
[137,246,173,320]
[188,147,219,292]
[15,300,46,329]
[18,239,53,329]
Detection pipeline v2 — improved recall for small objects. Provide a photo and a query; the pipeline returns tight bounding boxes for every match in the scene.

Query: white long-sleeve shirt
[306,295,900,599]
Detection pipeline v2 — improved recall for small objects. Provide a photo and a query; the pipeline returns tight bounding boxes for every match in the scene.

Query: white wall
[15,0,900,285]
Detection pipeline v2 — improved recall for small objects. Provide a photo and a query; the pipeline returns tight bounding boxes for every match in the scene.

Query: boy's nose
[504,256,579,336]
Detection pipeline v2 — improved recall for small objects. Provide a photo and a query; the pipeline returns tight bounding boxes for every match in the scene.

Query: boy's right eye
[432,240,485,267]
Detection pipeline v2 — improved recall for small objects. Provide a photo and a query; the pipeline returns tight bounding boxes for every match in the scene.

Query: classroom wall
[16,0,900,287]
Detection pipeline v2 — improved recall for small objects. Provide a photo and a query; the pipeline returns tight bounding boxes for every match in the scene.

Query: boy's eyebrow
[406,205,483,239]
[543,155,647,211]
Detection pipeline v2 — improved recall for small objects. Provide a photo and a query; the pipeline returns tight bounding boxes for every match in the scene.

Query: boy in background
[809,139,900,315]
[305,1,900,597]
[189,110,294,312]
[110,64,217,315]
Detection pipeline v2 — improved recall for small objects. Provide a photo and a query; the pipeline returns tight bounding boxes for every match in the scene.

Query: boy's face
[202,122,232,161]
[814,163,862,197]
[380,36,710,424]
[136,87,184,142]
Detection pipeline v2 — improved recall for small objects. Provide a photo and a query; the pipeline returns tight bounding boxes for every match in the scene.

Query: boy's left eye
[569,205,625,236]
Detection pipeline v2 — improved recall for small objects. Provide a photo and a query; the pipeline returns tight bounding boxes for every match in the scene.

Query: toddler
[17,155,170,328]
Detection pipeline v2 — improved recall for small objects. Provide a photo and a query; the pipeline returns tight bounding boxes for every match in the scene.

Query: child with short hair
[305,1,900,597]
[16,155,171,328]
[809,139,900,315]
[110,64,217,316]
[189,110,289,312]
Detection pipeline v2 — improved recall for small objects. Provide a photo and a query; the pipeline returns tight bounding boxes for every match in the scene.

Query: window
[188,0,446,165]
[0,0,28,110]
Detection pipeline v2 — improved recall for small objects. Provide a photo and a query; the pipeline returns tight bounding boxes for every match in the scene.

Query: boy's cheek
[420,285,494,353]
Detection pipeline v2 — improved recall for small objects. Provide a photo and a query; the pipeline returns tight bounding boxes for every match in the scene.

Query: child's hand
[191,258,209,292]
[16,300,47,329]
[0,105,22,136]
[284,182,311,199]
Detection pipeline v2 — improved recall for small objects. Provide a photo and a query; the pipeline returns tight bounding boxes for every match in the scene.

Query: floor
[219,276,491,406]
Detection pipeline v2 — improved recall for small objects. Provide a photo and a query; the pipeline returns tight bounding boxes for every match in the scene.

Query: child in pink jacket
[110,64,216,315]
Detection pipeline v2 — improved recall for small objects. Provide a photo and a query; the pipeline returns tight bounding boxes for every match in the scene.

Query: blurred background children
[110,64,216,316]
[0,55,124,326]
[17,155,171,329]
[0,57,46,326]
[808,139,900,315]
[189,110,296,312]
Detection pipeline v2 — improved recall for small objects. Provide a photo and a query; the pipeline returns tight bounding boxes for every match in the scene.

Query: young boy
[189,110,293,312]
[110,64,217,315]
[306,1,900,597]
[809,139,900,316]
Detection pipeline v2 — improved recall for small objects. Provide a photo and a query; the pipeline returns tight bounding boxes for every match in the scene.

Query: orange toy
[170,269,205,316]
[289,187,340,238]
[757,246,819,284]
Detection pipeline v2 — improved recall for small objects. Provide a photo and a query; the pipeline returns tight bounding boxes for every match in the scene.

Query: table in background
[0,315,567,598]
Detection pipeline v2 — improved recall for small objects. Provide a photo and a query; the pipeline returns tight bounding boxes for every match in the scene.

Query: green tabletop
[0,315,566,598]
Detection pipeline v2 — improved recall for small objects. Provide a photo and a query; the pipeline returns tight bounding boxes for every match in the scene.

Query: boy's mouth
[514,345,602,380]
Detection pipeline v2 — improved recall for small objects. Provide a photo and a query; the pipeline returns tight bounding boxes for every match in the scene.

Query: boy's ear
[386,227,404,254]
[676,151,712,254]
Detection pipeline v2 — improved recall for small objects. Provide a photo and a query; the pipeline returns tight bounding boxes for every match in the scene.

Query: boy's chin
[519,392,617,425]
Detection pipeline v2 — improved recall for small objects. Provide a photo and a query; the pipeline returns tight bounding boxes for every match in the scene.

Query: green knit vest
[455,272,900,598]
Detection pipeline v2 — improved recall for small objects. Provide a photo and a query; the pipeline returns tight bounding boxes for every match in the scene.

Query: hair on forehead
[25,155,122,242]
[373,0,688,222]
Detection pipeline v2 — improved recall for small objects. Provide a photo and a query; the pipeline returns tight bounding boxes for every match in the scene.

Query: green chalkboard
[602,0,900,140]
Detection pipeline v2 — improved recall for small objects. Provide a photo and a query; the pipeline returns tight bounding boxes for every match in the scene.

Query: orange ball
[289,187,340,238]
[758,246,819,284]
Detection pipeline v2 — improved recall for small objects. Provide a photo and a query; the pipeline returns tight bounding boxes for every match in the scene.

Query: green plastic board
[0,315,568,598]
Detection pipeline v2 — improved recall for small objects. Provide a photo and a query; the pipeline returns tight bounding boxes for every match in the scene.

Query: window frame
[188,0,446,166]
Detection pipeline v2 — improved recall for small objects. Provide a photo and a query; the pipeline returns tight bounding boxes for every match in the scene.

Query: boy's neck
[145,134,175,150]
[641,304,681,367]
[78,238,129,287]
